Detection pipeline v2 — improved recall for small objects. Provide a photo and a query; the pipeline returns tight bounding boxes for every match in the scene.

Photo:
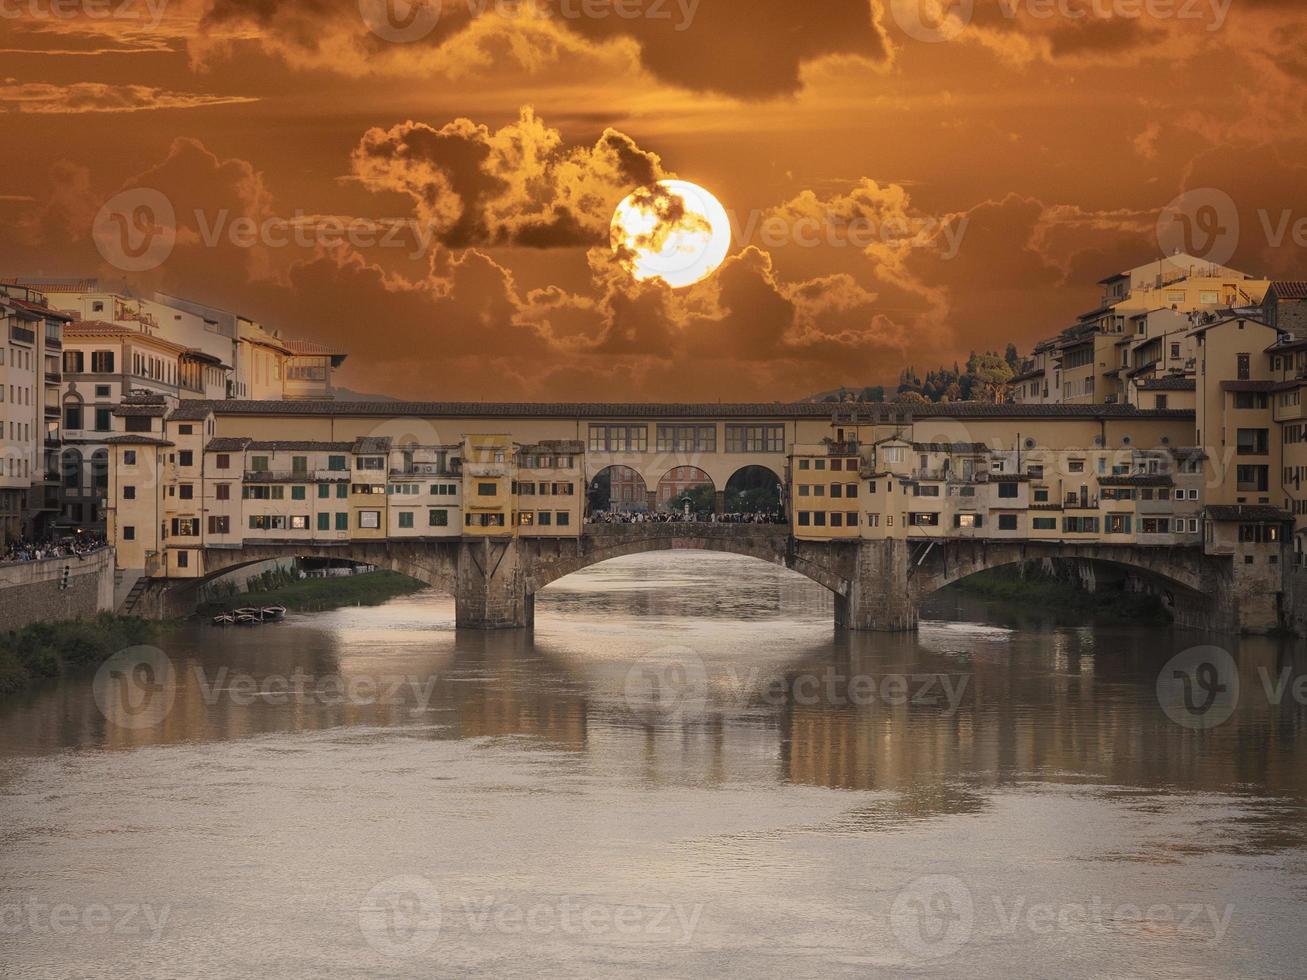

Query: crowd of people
[2,534,108,565]
[588,510,786,526]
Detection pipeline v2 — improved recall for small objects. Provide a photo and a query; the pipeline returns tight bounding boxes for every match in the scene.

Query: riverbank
[940,566,1171,626]
[196,569,426,617]
[0,614,163,696]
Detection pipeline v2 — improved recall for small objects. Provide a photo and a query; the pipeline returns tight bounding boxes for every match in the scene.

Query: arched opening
[61,448,83,491]
[61,393,83,433]
[656,466,715,516]
[724,465,786,521]
[587,465,648,517]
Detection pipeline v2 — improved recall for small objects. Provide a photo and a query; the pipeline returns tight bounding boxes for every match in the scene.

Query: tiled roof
[105,435,173,446]
[183,399,1196,421]
[1138,377,1195,391]
[1269,282,1307,300]
[5,277,100,293]
[352,436,392,454]
[1099,475,1174,487]
[1206,505,1292,522]
[65,320,135,337]
[112,405,167,418]
[1220,381,1288,393]
[285,338,348,360]
[167,404,215,421]
[205,437,253,453]
[910,442,991,453]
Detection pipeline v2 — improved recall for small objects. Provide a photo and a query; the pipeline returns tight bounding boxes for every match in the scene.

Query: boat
[234,612,261,626]
[233,607,259,618]
[260,606,287,622]
[212,612,235,627]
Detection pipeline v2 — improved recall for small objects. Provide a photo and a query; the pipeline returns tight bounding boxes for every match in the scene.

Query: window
[1237,429,1269,456]
[355,456,385,470]
[1234,391,1268,409]
[997,482,1019,499]
[179,484,194,500]
[831,513,843,528]
[556,512,570,527]
[91,351,115,373]
[63,351,84,373]
[216,454,231,470]
[335,513,348,531]
[179,450,193,467]
[317,513,330,531]
[337,485,348,499]
[588,425,648,453]
[250,456,269,472]
[955,514,981,529]
[176,551,189,569]
[170,518,199,537]
[64,403,82,430]
[208,516,230,534]
[125,415,151,433]
[1033,517,1057,531]
[657,425,716,452]
[998,514,1018,531]
[910,513,940,527]
[1068,460,1085,473]
[292,456,308,475]
[798,512,811,526]
[1237,353,1250,380]
[518,512,535,527]
[726,425,785,453]
[123,485,136,500]
[95,408,111,432]
[478,482,497,496]
[123,451,136,465]
[429,509,449,527]
[328,455,347,471]
[399,512,414,529]
[318,483,330,499]
[359,510,381,529]
[123,526,136,541]
[1107,514,1132,534]
[215,483,230,501]
[1063,516,1100,533]
[292,486,306,500]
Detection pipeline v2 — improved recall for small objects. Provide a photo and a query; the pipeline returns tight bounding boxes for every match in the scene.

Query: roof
[520,441,585,454]
[1206,505,1292,523]
[910,442,991,454]
[206,438,355,453]
[7,297,73,321]
[285,338,348,366]
[105,435,174,446]
[1269,282,1307,300]
[112,405,167,418]
[5,277,100,293]
[1008,368,1045,384]
[1099,475,1174,487]
[205,437,252,453]
[352,436,392,454]
[167,404,214,421]
[178,399,1197,422]
[1138,377,1196,391]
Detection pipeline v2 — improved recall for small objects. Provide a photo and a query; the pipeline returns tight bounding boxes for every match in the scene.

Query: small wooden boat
[234,612,261,626]
[260,606,287,622]
[212,612,235,627]
[233,607,259,618]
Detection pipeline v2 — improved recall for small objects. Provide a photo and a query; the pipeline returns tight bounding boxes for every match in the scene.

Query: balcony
[44,371,61,384]
[245,470,312,483]
[10,324,35,345]
[392,463,459,477]
[826,441,860,456]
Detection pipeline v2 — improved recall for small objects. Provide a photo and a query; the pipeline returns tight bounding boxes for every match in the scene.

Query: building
[3,278,348,534]
[0,284,71,544]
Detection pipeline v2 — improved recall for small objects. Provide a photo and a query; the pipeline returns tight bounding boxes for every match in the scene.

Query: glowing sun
[611,179,732,289]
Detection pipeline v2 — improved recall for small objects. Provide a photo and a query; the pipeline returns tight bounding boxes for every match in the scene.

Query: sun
[611,179,732,289]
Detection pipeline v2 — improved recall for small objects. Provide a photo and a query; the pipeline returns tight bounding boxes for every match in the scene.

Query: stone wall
[0,548,115,632]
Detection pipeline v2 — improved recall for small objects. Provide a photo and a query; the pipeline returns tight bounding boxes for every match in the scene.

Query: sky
[2,0,1306,401]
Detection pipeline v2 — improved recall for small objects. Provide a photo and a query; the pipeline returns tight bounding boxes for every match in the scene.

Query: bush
[0,615,162,698]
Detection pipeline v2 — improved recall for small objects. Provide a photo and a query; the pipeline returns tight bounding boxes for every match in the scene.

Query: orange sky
[3,0,1306,400]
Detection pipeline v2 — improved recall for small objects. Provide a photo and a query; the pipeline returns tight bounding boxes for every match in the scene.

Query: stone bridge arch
[198,541,462,598]
[520,525,854,600]
[907,539,1233,630]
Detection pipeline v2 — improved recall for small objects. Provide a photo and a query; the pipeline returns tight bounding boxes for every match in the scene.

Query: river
[1,554,1306,978]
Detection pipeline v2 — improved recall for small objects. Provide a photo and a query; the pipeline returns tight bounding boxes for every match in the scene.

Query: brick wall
[0,548,115,632]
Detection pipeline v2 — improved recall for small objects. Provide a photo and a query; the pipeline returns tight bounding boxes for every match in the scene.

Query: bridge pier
[455,538,535,630]
[835,539,918,632]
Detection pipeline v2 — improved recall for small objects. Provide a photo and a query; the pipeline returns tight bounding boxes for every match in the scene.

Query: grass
[0,614,164,697]
[196,569,427,616]
[944,566,1172,625]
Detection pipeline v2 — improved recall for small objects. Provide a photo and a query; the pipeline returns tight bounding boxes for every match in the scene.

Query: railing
[44,371,61,384]
[826,441,859,456]
[9,325,35,345]
[244,470,311,483]
[391,464,459,477]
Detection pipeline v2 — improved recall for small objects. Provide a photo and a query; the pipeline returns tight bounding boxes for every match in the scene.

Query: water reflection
[2,553,1307,978]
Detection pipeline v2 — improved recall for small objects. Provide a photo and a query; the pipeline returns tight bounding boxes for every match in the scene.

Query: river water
[2,554,1306,978]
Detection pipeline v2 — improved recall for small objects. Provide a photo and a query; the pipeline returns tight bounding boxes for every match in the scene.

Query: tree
[972,352,1015,403]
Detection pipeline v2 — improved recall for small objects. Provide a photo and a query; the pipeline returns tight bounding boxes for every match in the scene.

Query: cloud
[350,106,665,248]
[0,81,257,113]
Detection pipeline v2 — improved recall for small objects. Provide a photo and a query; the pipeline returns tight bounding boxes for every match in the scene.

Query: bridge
[147,524,1247,632]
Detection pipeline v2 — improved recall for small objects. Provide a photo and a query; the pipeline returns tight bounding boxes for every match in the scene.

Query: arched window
[62,394,84,432]
[91,450,109,493]
[62,449,83,491]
